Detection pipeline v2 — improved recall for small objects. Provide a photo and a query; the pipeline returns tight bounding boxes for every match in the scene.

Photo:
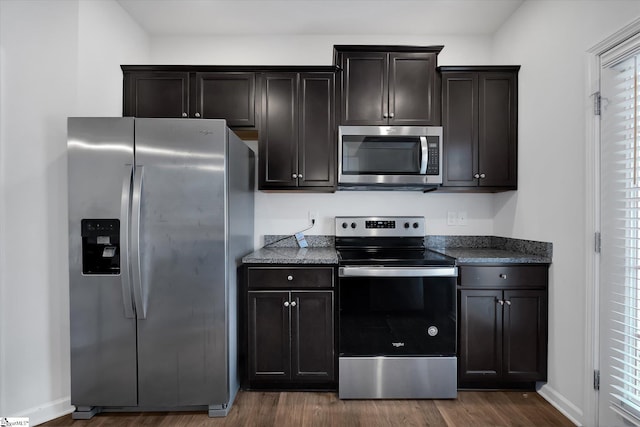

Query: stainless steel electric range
[335,216,458,399]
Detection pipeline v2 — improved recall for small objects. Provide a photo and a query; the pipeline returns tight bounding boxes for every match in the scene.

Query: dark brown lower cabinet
[248,290,334,384]
[245,266,336,389]
[458,265,548,389]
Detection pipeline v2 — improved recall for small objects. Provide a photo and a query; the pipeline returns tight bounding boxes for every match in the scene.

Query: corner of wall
[538,383,584,426]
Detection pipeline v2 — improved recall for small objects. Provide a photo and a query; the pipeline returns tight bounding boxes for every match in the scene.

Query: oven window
[339,276,456,356]
[342,136,422,175]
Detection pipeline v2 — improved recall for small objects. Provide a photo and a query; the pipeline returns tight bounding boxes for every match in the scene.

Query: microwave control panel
[426,136,440,175]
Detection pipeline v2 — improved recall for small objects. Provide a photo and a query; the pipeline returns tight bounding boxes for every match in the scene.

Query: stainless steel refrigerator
[67,118,254,419]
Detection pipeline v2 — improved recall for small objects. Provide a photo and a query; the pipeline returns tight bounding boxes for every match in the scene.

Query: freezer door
[134,118,229,406]
[67,117,138,406]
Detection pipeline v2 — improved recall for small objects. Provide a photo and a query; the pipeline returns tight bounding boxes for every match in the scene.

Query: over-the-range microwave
[337,125,443,190]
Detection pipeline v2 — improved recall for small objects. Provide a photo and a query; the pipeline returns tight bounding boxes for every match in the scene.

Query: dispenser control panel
[81,219,120,275]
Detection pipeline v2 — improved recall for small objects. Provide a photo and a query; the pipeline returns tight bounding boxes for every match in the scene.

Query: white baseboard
[537,383,583,426]
[15,396,74,426]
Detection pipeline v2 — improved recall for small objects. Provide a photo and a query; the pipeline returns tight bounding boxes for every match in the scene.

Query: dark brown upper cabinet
[258,70,336,191]
[334,45,443,126]
[122,66,256,128]
[193,72,255,127]
[123,71,190,118]
[441,66,519,191]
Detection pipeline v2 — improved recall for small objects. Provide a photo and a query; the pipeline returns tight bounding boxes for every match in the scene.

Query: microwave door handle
[420,136,428,174]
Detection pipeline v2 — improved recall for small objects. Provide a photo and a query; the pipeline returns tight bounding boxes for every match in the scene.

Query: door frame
[586,17,640,427]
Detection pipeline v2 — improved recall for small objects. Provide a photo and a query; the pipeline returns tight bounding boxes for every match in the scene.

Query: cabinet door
[248,291,291,381]
[503,289,547,382]
[442,73,479,187]
[458,289,503,383]
[478,72,517,187]
[194,72,255,126]
[389,52,439,125]
[259,73,298,189]
[298,73,335,189]
[291,291,334,382]
[340,52,388,125]
[124,72,190,118]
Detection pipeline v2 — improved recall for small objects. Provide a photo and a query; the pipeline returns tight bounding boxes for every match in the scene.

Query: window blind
[601,36,640,425]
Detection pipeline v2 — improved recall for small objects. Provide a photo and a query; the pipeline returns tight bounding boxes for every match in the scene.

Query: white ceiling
[116,0,526,37]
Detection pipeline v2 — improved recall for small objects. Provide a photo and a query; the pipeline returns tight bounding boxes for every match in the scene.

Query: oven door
[338,266,457,357]
[338,265,458,399]
[338,126,443,186]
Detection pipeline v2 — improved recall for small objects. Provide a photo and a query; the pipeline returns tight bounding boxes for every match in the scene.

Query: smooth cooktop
[336,248,456,267]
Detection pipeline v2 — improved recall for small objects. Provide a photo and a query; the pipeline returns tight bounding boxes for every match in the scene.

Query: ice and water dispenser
[81,219,120,274]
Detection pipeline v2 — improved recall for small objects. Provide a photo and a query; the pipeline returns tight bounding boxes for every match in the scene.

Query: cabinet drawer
[459,265,548,288]
[247,267,334,289]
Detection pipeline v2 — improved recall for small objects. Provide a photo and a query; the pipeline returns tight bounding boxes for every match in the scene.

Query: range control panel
[336,216,425,238]
[365,220,396,229]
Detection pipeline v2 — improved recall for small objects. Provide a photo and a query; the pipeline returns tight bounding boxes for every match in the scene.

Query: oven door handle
[339,266,458,278]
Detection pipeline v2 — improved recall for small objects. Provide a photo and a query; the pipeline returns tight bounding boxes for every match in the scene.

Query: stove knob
[404,222,410,229]
[413,222,419,229]
[342,222,348,229]
[350,222,357,229]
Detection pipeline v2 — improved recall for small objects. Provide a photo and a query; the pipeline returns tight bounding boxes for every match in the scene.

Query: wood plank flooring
[41,390,576,427]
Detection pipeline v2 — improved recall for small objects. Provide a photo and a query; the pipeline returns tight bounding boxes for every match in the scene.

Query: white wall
[0,0,148,423]
[150,34,492,66]
[150,33,498,246]
[491,1,640,425]
[76,1,150,115]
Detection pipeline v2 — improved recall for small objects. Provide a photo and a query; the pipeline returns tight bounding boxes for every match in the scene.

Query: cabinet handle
[474,173,480,179]
[497,299,504,306]
[480,173,486,179]
[505,300,512,306]
[499,274,508,279]
[287,275,293,281]
[298,174,303,179]
[290,301,297,307]
[383,113,388,118]
[284,301,290,307]
[194,112,201,118]
[389,112,395,119]
[292,173,298,179]
[182,112,187,118]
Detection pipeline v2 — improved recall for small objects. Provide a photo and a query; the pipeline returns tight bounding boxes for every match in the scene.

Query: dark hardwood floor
[41,390,575,426]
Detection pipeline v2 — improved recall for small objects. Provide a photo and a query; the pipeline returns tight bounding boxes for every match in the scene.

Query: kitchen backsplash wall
[253,191,496,248]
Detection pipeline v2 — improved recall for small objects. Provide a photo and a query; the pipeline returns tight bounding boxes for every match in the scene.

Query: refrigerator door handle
[120,164,135,319]
[131,165,147,319]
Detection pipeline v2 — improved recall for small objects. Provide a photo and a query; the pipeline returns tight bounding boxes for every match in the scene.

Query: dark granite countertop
[426,235,552,265]
[429,248,551,264]
[242,235,552,265]
[242,247,338,265]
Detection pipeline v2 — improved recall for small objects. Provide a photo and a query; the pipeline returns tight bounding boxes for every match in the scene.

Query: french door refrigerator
[67,117,254,419]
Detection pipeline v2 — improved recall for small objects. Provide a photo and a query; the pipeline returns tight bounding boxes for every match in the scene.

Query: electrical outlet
[447,211,457,226]
[458,211,468,226]
[309,211,318,224]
